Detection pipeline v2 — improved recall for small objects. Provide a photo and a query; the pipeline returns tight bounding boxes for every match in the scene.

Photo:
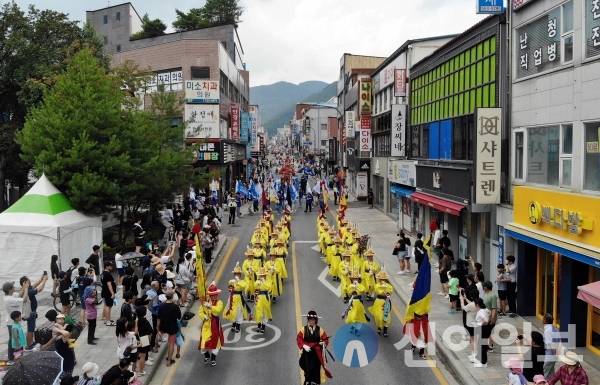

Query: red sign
[360,118,371,130]
[394,69,406,97]
[259,135,265,151]
[231,103,240,140]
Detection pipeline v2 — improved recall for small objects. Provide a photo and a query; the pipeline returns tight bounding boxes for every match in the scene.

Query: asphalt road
[150,203,457,385]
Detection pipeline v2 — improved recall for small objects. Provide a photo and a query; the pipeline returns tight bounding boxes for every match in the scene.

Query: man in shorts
[496,264,509,316]
[20,273,48,350]
[114,246,125,289]
[101,262,116,326]
[438,249,453,298]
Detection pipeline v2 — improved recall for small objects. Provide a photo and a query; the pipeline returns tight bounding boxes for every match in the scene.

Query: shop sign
[514,186,599,246]
[389,160,416,187]
[516,7,562,79]
[223,143,234,163]
[498,226,504,265]
[359,79,372,116]
[184,80,220,103]
[194,142,221,163]
[474,108,502,204]
[231,103,240,140]
[360,119,371,152]
[345,112,355,138]
[146,70,183,87]
[586,0,600,58]
[393,69,406,97]
[240,112,250,142]
[184,104,220,139]
[476,0,504,14]
[391,104,406,157]
[251,116,257,146]
[357,172,368,197]
[328,138,338,162]
[259,135,265,152]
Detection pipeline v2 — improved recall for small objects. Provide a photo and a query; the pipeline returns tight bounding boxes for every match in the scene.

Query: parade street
[149,200,458,385]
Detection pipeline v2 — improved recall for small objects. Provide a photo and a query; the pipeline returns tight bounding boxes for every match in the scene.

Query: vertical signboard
[345,111,355,138]
[360,118,371,152]
[259,135,265,152]
[359,79,372,115]
[231,103,240,140]
[475,108,502,204]
[356,172,368,197]
[391,104,406,157]
[240,111,249,142]
[498,226,505,266]
[393,69,406,97]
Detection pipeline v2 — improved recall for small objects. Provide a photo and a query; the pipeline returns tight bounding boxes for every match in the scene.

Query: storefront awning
[504,223,600,268]
[390,185,414,199]
[578,281,600,309]
[409,192,465,216]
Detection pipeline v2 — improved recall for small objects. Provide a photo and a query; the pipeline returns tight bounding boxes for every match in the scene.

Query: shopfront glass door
[537,249,561,327]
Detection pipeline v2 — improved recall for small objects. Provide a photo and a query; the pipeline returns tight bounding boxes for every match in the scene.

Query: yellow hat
[256,267,268,276]
[342,249,352,258]
[364,249,375,257]
[245,249,255,256]
[353,232,361,239]
[350,268,361,279]
[376,270,389,280]
[232,262,242,274]
[334,237,343,243]
[327,228,335,234]
[276,238,285,244]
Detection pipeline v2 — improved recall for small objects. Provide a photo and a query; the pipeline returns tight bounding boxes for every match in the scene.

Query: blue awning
[390,185,414,199]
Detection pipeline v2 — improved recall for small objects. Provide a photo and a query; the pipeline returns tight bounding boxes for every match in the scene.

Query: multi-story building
[500,0,600,352]
[367,35,457,228]
[87,3,251,192]
[407,14,509,278]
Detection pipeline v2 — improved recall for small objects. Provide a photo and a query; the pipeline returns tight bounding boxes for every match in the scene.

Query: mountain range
[250,81,337,135]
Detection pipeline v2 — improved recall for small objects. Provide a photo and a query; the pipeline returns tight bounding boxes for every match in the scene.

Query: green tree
[130,13,167,40]
[200,0,243,27]
[172,8,210,32]
[17,48,137,213]
[0,2,108,211]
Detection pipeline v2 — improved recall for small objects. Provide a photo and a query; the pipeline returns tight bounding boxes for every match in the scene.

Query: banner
[241,112,249,142]
[474,108,502,204]
[359,79,372,115]
[391,104,406,157]
[231,103,240,140]
[394,69,406,97]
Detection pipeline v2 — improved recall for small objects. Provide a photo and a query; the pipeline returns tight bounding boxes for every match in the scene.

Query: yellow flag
[195,234,207,301]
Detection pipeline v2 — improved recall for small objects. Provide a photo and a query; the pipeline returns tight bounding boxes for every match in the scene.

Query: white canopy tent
[0,175,102,283]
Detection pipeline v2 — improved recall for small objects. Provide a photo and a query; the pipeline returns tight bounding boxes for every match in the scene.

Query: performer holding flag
[403,250,432,360]
[297,310,332,384]
[198,282,224,366]
[195,234,207,302]
[368,270,393,337]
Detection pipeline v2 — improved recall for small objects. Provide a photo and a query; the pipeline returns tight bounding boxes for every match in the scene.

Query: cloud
[12,0,487,86]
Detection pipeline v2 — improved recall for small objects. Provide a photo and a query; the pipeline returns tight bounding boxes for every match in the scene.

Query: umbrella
[2,351,63,385]
[121,251,144,260]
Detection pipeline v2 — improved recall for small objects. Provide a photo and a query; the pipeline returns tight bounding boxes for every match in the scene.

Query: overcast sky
[10,0,487,86]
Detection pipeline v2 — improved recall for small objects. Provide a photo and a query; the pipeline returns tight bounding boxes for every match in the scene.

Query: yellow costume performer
[342,269,369,336]
[223,263,249,333]
[328,237,343,281]
[368,270,393,337]
[242,249,261,302]
[273,238,289,278]
[251,240,266,264]
[264,252,284,301]
[198,282,224,366]
[361,250,380,300]
[252,267,273,333]
[338,251,353,302]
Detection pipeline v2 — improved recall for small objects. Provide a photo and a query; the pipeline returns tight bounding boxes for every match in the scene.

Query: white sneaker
[397,271,405,275]
[437,291,444,296]
[468,352,476,358]
[444,294,449,299]
[162,335,168,342]
[469,356,476,363]
[474,362,487,368]
[404,269,410,273]
[145,360,153,366]
[433,263,439,268]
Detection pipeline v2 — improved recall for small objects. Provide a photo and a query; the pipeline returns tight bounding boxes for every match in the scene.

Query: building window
[116,12,121,21]
[191,66,210,79]
[452,115,474,160]
[560,124,572,187]
[103,36,108,45]
[561,1,573,63]
[584,122,600,191]
[116,44,121,53]
[103,15,108,24]
[515,0,573,79]
[514,130,525,181]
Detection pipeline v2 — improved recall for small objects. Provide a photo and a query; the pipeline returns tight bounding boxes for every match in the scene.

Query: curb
[375,254,479,385]
[142,236,228,384]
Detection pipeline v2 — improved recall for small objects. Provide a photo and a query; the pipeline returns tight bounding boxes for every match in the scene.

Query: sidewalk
[343,204,600,385]
[0,236,227,384]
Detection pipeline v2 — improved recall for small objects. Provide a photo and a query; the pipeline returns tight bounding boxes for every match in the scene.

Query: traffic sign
[303,141,313,146]
[476,0,504,14]
[333,324,379,367]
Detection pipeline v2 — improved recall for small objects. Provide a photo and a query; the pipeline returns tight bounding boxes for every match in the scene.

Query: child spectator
[10,311,26,360]
[447,270,460,314]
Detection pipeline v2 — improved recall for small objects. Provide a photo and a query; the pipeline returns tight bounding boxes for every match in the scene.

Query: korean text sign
[475,108,502,204]
[231,103,240,140]
[360,118,371,152]
[391,104,406,157]
[185,104,219,139]
[240,111,249,142]
[360,79,372,115]
[345,111,355,139]
[393,69,406,97]
[184,80,220,103]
